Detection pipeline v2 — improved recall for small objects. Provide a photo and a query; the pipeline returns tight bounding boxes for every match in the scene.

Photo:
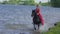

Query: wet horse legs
[38,24,40,30]
[34,24,40,30]
[34,24,36,30]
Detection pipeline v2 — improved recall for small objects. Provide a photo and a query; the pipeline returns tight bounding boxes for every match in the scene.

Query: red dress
[36,7,44,25]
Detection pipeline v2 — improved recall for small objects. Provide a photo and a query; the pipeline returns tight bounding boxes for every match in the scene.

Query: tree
[0,0,35,5]
[23,0,35,5]
[29,0,35,5]
[51,0,60,7]
[8,0,21,4]
[39,1,41,4]
[1,1,8,4]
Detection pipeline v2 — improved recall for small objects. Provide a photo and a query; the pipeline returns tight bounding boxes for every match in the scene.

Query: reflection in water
[32,31,40,34]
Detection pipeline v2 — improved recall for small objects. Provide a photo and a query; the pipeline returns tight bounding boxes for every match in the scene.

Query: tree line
[51,0,60,7]
[0,0,35,5]
[0,0,60,7]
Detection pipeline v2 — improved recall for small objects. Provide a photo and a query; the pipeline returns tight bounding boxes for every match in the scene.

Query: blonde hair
[36,4,40,7]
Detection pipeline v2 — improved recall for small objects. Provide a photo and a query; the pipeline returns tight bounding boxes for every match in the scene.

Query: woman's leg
[39,14,44,25]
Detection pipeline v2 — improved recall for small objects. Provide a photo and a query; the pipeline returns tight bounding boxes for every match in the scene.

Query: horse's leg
[38,24,40,30]
[34,24,36,30]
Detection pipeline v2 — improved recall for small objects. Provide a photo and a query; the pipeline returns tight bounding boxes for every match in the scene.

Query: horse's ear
[32,9,35,12]
[31,10,34,16]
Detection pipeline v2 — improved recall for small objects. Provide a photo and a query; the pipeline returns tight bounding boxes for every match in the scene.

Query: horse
[31,9,41,30]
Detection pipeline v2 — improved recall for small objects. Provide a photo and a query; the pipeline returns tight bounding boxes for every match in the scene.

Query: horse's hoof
[34,28,36,30]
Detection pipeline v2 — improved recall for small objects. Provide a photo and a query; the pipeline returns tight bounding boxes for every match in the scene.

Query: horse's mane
[32,9,40,22]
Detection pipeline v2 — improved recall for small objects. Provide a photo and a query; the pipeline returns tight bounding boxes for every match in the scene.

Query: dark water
[0,4,60,34]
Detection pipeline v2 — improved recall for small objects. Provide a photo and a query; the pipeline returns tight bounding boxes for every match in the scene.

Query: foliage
[7,0,21,4]
[23,0,35,5]
[41,2,51,6]
[0,0,35,5]
[42,22,60,34]
[51,0,60,7]
[39,1,51,6]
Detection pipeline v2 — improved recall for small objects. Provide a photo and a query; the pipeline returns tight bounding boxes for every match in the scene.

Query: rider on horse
[32,4,44,26]
[35,4,44,26]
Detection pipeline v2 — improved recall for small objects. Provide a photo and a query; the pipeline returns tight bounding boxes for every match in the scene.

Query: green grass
[42,22,60,34]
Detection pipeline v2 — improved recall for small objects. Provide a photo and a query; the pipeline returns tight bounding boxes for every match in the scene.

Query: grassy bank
[42,22,60,34]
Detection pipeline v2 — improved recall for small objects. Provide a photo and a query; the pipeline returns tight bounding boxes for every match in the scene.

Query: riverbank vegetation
[0,0,35,5]
[51,0,60,7]
[42,22,60,34]
[0,0,60,7]
[39,1,51,6]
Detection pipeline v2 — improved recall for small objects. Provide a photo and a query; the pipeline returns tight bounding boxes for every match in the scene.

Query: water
[0,4,60,34]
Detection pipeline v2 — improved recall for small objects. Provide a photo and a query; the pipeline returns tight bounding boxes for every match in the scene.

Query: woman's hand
[37,13,40,15]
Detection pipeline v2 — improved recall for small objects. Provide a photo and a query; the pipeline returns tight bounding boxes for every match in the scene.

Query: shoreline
[42,22,60,34]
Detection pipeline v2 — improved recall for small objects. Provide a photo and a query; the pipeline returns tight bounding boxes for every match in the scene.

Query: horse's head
[31,9,40,22]
[31,10,37,17]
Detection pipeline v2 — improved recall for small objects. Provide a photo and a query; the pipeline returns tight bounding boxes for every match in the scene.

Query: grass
[42,22,60,34]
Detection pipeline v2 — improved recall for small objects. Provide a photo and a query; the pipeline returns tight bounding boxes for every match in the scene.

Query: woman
[35,4,44,26]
